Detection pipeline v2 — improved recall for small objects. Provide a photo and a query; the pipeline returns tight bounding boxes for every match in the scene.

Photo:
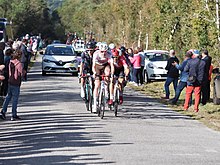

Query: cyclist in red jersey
[92,42,114,112]
[109,48,129,105]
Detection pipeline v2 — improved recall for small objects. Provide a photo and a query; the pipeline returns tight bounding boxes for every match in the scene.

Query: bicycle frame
[81,74,93,112]
[112,76,121,116]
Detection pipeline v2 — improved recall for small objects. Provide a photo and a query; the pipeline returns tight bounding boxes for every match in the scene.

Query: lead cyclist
[92,42,114,113]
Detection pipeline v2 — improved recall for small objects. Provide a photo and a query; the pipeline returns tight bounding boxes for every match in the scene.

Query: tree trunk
[216,0,220,42]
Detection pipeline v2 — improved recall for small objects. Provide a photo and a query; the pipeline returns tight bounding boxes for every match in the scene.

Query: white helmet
[109,43,115,50]
[99,42,108,51]
[96,42,101,48]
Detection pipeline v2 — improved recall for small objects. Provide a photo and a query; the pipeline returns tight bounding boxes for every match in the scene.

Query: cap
[193,49,200,56]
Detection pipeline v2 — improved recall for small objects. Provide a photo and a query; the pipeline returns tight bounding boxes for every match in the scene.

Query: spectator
[200,49,212,105]
[20,39,28,81]
[1,48,13,96]
[0,42,5,65]
[127,48,134,82]
[163,50,179,99]
[170,51,192,104]
[129,47,142,86]
[183,50,205,112]
[1,50,24,121]
[138,47,144,85]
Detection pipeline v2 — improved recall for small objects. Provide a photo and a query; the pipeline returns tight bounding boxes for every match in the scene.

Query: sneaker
[1,111,6,120]
[11,115,21,121]
[108,99,113,105]
[194,109,199,112]
[133,83,138,87]
[161,96,169,100]
[119,96,123,105]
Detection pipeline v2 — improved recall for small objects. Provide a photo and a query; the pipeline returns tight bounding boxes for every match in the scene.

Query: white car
[143,50,169,82]
[41,44,78,76]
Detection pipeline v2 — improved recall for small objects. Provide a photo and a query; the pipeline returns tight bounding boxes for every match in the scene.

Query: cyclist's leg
[118,68,125,104]
[109,76,114,104]
[104,64,112,104]
[93,65,103,112]
[80,71,86,99]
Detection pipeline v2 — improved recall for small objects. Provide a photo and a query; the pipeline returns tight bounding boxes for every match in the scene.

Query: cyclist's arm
[79,53,85,76]
[110,58,114,77]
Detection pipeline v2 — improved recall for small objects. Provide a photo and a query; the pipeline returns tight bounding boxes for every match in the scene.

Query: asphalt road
[0,55,220,165]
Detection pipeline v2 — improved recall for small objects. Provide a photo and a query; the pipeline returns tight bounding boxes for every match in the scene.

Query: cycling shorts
[95,63,110,80]
[114,67,124,77]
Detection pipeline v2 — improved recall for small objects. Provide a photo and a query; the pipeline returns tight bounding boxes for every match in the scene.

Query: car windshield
[45,45,75,56]
[145,52,169,61]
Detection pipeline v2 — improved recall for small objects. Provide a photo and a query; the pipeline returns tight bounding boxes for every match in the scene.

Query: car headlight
[71,60,78,63]
[43,59,51,63]
[148,63,155,69]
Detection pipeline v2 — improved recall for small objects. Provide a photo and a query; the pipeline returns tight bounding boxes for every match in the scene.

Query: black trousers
[201,80,210,105]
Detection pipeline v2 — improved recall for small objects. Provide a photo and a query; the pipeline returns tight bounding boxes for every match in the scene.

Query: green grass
[128,81,220,131]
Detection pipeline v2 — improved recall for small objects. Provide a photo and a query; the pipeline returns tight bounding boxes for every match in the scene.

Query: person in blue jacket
[170,51,193,104]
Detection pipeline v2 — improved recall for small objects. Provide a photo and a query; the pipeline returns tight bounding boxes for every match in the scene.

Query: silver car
[41,44,78,76]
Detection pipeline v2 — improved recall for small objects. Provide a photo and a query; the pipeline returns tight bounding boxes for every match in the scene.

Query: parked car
[41,44,78,76]
[143,50,169,83]
[212,68,220,104]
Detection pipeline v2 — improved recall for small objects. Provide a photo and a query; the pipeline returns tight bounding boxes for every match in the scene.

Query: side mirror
[212,68,219,74]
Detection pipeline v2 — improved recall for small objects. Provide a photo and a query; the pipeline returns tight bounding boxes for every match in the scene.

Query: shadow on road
[0,111,120,165]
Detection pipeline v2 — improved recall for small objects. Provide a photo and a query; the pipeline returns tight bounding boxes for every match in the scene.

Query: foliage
[0,0,64,41]
[57,0,220,64]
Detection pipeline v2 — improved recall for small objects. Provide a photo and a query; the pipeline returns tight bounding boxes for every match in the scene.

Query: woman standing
[129,47,141,86]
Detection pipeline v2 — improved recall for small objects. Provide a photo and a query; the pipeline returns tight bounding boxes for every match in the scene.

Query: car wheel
[42,70,46,76]
[213,83,220,105]
[144,70,150,83]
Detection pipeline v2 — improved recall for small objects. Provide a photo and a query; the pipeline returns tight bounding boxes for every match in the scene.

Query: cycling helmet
[99,42,108,51]
[86,42,95,50]
[120,46,126,53]
[111,49,119,58]
[109,43,116,50]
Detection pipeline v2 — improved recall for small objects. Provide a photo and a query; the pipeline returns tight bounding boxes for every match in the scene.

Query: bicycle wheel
[85,84,90,111]
[114,88,119,117]
[100,89,105,119]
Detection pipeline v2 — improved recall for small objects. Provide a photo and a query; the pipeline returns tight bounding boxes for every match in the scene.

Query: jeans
[140,66,144,85]
[129,67,134,82]
[133,68,141,84]
[172,81,187,103]
[164,77,178,98]
[2,84,20,117]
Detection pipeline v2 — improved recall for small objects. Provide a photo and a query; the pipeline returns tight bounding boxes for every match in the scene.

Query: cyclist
[109,48,129,105]
[79,42,95,99]
[92,42,113,112]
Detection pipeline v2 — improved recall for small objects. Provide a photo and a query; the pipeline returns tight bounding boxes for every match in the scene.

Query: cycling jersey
[81,51,93,74]
[93,50,112,65]
[112,56,128,69]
